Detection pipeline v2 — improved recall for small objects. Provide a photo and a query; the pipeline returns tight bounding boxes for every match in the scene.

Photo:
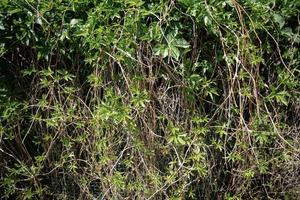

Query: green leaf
[8,8,22,15]
[177,0,197,7]
[70,18,79,26]
[273,13,285,29]
[22,67,37,76]
[171,46,180,60]
[174,38,190,49]
[154,44,168,58]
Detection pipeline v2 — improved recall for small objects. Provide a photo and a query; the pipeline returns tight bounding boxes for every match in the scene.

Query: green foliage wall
[0,0,299,199]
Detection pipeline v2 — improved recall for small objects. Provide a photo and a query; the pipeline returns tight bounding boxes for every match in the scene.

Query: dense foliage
[0,0,300,199]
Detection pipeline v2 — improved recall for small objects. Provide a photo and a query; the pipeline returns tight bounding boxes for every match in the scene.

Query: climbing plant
[0,0,299,199]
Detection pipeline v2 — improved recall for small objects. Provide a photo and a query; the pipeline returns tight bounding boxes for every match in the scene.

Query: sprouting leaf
[243,169,255,179]
[22,67,37,76]
[168,123,187,145]
[275,91,290,106]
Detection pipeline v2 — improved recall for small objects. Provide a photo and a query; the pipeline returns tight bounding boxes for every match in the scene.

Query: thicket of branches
[0,0,300,199]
